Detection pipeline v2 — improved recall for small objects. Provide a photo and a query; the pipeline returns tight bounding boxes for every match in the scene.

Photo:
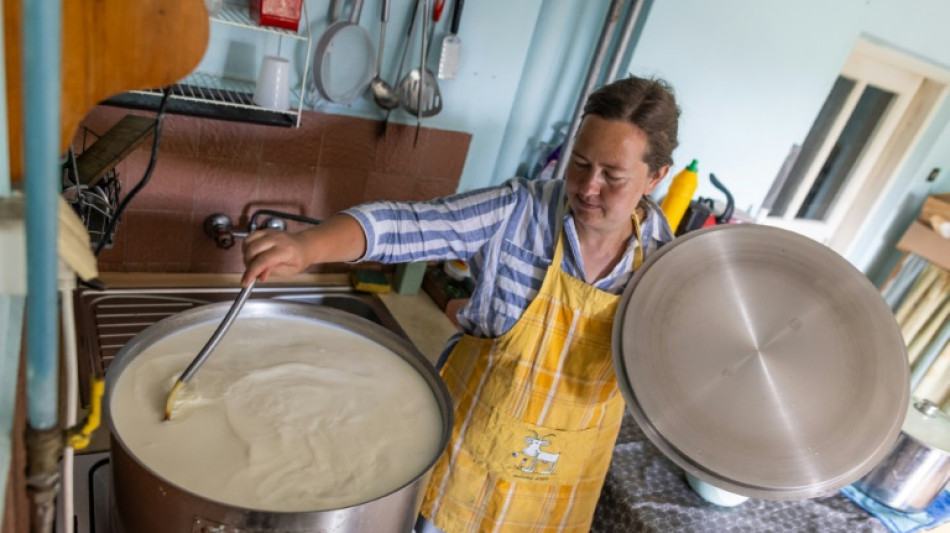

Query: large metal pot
[104,300,453,533]
[857,398,950,512]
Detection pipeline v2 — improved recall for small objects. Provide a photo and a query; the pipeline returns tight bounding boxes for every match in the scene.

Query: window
[760,39,947,257]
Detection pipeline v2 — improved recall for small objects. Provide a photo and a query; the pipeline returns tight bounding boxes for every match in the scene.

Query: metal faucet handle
[203,213,236,249]
[258,217,287,232]
[204,211,319,250]
[203,213,285,250]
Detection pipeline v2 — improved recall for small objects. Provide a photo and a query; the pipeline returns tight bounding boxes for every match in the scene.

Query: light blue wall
[626,0,950,280]
[631,0,864,211]
[199,0,950,279]
[199,0,550,193]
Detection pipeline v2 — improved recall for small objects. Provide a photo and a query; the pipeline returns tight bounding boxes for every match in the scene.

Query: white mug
[203,0,223,16]
[253,55,291,111]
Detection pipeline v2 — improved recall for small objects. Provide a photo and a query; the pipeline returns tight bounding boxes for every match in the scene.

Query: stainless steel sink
[73,285,407,404]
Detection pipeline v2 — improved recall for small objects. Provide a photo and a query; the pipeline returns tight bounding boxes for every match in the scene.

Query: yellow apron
[421,216,643,533]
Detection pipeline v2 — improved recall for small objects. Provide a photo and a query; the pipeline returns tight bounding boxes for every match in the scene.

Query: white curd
[110,316,443,511]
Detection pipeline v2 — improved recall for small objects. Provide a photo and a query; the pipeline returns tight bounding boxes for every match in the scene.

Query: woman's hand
[240,214,369,287]
[241,229,313,286]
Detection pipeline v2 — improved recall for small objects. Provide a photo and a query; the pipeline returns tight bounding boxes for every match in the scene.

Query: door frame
[760,37,950,256]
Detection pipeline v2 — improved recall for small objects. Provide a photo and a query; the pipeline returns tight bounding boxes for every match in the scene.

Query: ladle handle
[450,0,464,34]
[349,0,364,23]
[376,0,390,75]
[178,279,257,384]
[418,0,429,122]
[397,0,422,85]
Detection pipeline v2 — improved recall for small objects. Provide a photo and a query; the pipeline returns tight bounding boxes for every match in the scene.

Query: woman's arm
[241,213,365,286]
[241,179,527,286]
[347,181,522,264]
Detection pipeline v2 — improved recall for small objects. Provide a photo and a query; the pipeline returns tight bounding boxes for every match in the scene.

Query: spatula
[163,278,256,421]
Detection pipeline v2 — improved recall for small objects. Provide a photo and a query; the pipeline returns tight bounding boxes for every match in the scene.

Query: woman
[242,75,679,533]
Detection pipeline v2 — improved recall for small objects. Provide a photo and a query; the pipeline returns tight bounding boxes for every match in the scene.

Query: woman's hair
[582,76,680,175]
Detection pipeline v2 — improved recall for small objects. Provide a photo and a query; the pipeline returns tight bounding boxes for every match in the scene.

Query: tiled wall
[75,106,471,273]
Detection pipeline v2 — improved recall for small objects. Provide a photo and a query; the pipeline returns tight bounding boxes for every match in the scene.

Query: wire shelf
[211,3,308,40]
[113,3,311,127]
[130,72,301,112]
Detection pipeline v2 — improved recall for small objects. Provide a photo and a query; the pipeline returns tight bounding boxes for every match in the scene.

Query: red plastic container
[249,0,303,31]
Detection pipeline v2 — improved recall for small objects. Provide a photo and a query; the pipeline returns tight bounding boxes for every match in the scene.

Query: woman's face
[565,115,669,235]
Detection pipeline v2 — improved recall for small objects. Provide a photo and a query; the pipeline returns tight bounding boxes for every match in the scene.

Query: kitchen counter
[377,291,458,365]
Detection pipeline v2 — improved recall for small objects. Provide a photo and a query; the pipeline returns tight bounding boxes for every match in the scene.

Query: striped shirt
[344,177,673,342]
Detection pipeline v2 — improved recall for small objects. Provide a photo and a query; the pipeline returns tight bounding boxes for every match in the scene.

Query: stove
[59,284,408,533]
[58,452,111,533]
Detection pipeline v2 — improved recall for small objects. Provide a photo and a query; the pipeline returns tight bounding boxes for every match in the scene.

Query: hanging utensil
[412,0,428,145]
[398,0,442,144]
[312,0,376,105]
[163,279,256,421]
[378,0,423,137]
[426,0,446,64]
[438,0,464,80]
[370,0,399,110]
[328,0,341,23]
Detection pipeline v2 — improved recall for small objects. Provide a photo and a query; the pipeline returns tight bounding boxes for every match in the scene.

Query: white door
[761,47,924,250]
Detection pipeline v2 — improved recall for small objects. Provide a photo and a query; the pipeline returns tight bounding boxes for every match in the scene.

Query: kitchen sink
[73,285,407,404]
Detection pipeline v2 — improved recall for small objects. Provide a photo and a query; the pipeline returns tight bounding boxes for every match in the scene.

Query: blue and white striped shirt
[344,177,673,340]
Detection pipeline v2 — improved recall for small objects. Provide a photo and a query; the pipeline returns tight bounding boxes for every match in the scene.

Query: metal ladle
[370,0,399,109]
[399,0,442,144]
[377,0,423,136]
[163,278,256,421]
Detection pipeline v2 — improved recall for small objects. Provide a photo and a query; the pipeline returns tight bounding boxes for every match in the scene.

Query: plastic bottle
[660,159,699,232]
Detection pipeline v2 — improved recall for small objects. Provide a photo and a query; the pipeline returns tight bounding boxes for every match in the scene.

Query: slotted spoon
[399,0,442,133]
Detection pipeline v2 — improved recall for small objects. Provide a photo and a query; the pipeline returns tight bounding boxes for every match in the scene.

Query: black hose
[93,87,172,256]
[709,173,735,225]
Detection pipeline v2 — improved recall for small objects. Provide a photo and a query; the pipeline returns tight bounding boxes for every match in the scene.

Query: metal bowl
[612,224,909,500]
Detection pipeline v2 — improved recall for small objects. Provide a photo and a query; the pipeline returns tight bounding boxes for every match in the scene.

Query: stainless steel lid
[612,224,909,500]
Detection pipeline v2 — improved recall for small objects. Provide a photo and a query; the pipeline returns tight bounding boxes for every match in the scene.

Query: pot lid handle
[916,398,942,418]
[905,397,950,453]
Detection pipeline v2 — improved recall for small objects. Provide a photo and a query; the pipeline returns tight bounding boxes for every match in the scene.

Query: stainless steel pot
[857,398,950,512]
[104,300,453,533]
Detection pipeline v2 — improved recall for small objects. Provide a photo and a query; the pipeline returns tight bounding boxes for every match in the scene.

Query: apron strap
[632,212,644,271]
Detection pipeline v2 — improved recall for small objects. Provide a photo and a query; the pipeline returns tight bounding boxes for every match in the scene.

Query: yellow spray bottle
[660,159,699,232]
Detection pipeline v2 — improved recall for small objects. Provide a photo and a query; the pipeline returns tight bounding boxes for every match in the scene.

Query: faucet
[203,210,321,249]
